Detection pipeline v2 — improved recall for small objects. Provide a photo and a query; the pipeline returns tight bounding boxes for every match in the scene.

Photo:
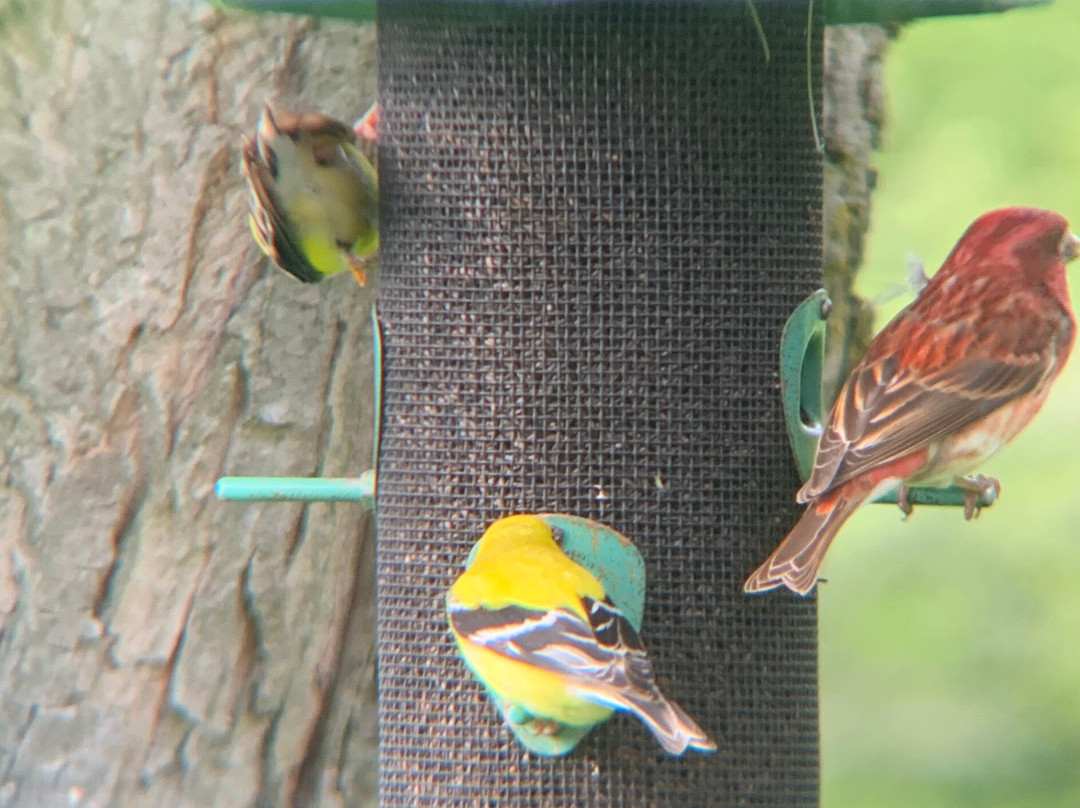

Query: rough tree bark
[822,24,890,400]
[0,3,378,807]
[0,3,884,807]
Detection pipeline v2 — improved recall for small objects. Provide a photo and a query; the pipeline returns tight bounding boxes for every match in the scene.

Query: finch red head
[746,207,1080,596]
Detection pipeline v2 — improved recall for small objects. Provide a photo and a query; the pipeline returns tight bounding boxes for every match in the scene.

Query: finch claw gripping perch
[527,719,561,738]
[897,484,913,518]
[958,474,1001,520]
[353,102,379,143]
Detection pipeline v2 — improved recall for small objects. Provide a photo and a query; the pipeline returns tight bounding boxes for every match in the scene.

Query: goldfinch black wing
[448,595,715,754]
[448,596,650,688]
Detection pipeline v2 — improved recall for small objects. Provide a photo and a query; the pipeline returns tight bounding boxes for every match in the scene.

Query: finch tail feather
[622,692,717,755]
[744,487,868,596]
[581,686,716,754]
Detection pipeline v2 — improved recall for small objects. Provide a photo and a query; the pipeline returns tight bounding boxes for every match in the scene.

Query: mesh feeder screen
[376,2,823,805]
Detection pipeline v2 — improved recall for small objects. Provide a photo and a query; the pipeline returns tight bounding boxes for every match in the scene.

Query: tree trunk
[0,3,377,807]
[822,23,891,400]
[0,3,884,806]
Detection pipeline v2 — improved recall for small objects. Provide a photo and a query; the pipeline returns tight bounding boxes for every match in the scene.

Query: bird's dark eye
[549,526,565,545]
[313,144,344,168]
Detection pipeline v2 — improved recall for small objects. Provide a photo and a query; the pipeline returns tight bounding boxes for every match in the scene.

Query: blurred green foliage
[820,3,1080,806]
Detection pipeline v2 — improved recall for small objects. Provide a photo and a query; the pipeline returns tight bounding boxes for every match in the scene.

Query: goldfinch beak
[257,105,281,143]
[346,255,367,287]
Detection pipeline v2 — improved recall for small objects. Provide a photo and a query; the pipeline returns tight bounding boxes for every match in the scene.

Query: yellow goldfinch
[241,105,378,285]
[447,514,716,756]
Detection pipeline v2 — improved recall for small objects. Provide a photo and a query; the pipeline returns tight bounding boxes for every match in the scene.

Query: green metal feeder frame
[214,0,1051,24]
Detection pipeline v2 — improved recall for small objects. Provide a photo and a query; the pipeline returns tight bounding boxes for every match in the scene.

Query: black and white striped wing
[448,595,654,698]
[449,594,717,754]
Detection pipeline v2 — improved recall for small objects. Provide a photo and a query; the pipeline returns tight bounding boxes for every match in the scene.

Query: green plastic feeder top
[215,0,1052,24]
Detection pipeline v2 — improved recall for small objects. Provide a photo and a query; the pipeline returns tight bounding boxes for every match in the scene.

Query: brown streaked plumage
[747,207,1079,596]
[241,106,378,285]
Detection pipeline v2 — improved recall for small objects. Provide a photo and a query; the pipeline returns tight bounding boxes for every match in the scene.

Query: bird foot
[897,484,913,519]
[524,718,561,737]
[956,474,1000,520]
[504,703,559,737]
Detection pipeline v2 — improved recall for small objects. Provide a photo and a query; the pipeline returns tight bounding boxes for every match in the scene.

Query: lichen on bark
[821,24,890,404]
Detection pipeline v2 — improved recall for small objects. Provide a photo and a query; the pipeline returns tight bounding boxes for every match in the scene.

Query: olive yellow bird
[241,105,378,285]
[447,514,716,756]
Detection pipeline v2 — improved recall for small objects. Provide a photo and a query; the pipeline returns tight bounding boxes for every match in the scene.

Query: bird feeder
[215,0,1044,805]
[371,5,821,803]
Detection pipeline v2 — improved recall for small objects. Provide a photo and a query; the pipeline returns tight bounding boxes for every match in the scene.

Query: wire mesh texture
[375,2,823,805]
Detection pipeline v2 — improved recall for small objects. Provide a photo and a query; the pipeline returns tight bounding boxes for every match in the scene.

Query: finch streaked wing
[448,596,655,697]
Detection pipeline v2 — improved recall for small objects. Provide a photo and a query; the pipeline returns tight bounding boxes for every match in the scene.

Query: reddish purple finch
[746,207,1080,596]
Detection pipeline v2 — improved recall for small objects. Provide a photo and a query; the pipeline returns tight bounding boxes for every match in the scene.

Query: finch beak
[257,105,280,142]
[354,103,379,143]
[1064,233,1080,263]
[347,255,368,287]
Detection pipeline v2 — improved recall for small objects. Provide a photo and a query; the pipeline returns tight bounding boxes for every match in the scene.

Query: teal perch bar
[216,470,376,509]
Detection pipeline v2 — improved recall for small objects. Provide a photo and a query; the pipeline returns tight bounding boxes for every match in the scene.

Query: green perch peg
[215,470,376,509]
[215,307,383,510]
[211,0,375,21]
[779,289,996,511]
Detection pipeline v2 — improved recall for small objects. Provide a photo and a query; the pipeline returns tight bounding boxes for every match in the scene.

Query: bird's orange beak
[346,254,368,287]
[354,103,379,143]
[257,105,280,141]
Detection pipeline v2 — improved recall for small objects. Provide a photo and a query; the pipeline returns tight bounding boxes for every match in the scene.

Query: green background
[820,3,1080,806]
